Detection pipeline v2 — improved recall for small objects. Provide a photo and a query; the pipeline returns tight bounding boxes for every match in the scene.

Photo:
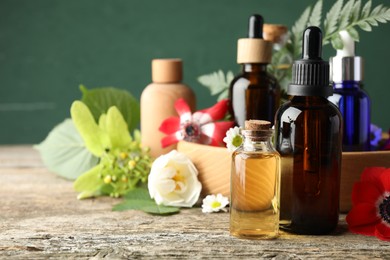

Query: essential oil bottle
[328,30,371,151]
[230,120,281,239]
[229,14,280,127]
[274,27,342,235]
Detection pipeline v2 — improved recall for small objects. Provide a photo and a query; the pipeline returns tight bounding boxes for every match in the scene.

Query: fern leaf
[347,27,360,41]
[339,0,355,30]
[308,0,323,27]
[331,33,344,49]
[324,0,344,36]
[292,6,311,57]
[358,21,372,31]
[351,0,362,22]
[361,0,372,18]
[197,70,232,98]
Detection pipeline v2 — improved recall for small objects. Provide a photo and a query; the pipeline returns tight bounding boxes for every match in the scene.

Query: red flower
[346,167,390,241]
[159,98,234,148]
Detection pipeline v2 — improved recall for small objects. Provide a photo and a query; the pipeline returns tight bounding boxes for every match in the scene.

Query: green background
[1,0,389,144]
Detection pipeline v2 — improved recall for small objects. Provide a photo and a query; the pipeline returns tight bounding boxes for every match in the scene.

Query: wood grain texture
[0,146,389,259]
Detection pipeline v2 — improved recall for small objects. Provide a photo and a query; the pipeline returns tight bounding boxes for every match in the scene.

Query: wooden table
[1,146,389,259]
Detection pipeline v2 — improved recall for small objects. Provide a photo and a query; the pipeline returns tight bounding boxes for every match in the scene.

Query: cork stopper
[245,120,271,130]
[152,59,182,83]
[263,24,288,44]
[242,120,273,140]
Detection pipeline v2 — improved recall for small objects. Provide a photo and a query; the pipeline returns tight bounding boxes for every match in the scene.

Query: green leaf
[34,119,99,180]
[347,27,360,41]
[113,188,180,215]
[74,165,102,196]
[133,129,141,143]
[308,0,323,27]
[331,34,344,49]
[339,0,355,30]
[351,0,362,22]
[361,0,372,18]
[104,106,132,149]
[292,5,311,57]
[324,0,343,36]
[71,101,111,157]
[358,21,372,31]
[197,70,231,98]
[80,85,140,132]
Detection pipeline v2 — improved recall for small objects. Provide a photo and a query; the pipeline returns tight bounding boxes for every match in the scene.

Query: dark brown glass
[275,96,342,235]
[229,64,280,127]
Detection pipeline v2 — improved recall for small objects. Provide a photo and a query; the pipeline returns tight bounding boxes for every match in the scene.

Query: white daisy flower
[223,126,243,152]
[202,194,229,213]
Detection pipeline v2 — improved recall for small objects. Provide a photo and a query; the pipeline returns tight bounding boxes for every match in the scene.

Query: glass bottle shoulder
[276,96,342,121]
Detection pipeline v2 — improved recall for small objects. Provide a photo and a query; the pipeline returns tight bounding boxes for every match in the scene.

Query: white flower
[148,150,202,207]
[223,126,243,152]
[202,194,229,213]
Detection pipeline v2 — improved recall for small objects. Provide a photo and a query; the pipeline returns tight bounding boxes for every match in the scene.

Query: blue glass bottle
[330,81,370,151]
[329,30,371,151]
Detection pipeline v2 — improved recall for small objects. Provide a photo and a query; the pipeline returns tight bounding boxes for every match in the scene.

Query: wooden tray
[177,141,390,213]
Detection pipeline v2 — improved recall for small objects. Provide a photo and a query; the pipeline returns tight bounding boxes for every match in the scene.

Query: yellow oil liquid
[230,153,280,239]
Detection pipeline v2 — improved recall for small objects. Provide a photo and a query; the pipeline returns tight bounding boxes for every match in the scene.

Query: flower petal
[361,167,387,193]
[196,99,229,123]
[159,116,180,135]
[351,182,382,206]
[375,222,390,241]
[174,98,191,116]
[201,121,235,147]
[161,133,181,148]
[379,169,390,192]
[346,203,378,236]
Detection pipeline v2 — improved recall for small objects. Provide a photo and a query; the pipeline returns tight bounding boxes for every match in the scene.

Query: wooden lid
[237,38,272,64]
[263,24,288,44]
[152,59,182,83]
[244,120,271,130]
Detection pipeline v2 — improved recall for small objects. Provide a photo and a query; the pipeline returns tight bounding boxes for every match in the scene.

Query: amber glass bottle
[274,27,342,235]
[230,120,280,239]
[229,14,280,127]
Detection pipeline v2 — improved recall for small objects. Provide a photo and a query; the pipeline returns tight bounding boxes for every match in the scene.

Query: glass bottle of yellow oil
[230,120,281,239]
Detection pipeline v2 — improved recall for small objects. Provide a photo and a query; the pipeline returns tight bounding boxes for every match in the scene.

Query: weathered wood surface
[1,146,389,259]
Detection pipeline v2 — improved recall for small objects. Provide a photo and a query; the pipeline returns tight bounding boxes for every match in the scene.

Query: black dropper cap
[248,14,263,38]
[288,26,333,97]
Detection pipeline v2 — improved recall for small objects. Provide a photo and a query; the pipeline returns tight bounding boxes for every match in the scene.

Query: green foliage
[36,86,151,199]
[197,0,390,99]
[80,85,140,132]
[34,119,98,180]
[113,187,180,215]
[276,0,390,90]
[323,0,390,48]
[197,70,234,101]
[71,101,152,199]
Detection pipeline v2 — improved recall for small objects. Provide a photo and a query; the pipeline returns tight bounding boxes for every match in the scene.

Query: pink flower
[159,98,234,148]
[346,167,390,241]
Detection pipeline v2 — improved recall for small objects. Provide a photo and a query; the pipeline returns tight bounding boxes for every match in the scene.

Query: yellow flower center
[211,201,221,209]
[172,171,185,191]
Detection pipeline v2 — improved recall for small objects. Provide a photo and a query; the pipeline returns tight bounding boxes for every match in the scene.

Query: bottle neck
[243,136,274,152]
[242,63,268,73]
[291,95,329,104]
[333,81,363,89]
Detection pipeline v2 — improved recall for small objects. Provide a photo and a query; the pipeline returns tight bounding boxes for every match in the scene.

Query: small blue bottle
[329,30,371,151]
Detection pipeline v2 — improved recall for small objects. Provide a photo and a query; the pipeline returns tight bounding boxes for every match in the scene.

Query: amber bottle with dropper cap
[229,14,281,127]
[274,27,343,235]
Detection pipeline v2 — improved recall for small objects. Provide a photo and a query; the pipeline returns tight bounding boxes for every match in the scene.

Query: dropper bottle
[329,30,371,151]
[274,27,343,235]
[228,14,281,127]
